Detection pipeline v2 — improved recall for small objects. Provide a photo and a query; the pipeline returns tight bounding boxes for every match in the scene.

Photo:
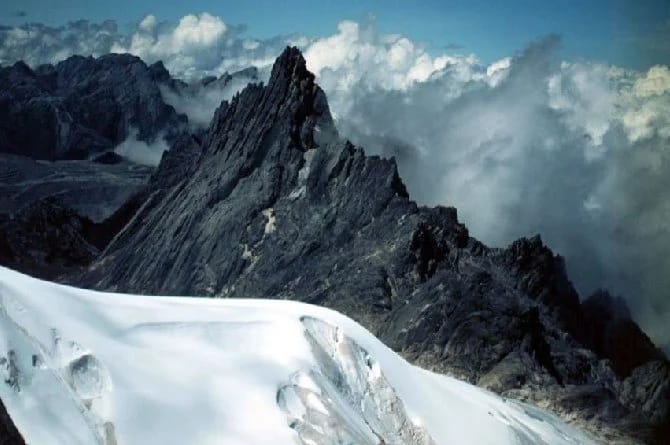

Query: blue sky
[0,0,668,69]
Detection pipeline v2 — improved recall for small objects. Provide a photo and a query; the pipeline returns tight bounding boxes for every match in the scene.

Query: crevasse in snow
[0,266,595,445]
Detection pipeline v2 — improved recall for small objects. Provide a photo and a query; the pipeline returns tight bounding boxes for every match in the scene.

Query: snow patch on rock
[262,208,276,235]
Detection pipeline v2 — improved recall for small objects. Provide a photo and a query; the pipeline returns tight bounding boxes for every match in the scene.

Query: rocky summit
[0,47,667,444]
[70,48,668,444]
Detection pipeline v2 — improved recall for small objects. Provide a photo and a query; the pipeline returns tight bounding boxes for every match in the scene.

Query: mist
[159,69,264,129]
[2,15,669,351]
[113,129,169,166]
[311,31,670,351]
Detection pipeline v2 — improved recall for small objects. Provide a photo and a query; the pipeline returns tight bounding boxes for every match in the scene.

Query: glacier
[0,266,595,444]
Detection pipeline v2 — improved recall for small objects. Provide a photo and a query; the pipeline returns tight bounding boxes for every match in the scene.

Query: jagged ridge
[66,47,670,443]
[0,54,187,160]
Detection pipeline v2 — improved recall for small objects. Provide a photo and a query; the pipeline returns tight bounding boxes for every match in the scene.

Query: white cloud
[547,62,617,150]
[2,14,670,349]
[299,29,670,349]
[0,20,120,66]
[110,13,229,79]
[139,14,157,32]
[117,12,227,56]
[618,65,670,143]
[303,20,474,94]
[171,13,226,49]
[113,129,169,166]
[623,106,656,142]
[486,57,511,87]
[634,65,670,97]
[0,14,293,80]
[160,71,260,128]
[300,20,485,124]
[242,39,260,51]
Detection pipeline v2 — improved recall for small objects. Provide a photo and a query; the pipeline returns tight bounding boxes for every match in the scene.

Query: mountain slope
[78,47,668,443]
[0,152,153,281]
[0,266,596,445]
[0,54,187,160]
[0,153,152,223]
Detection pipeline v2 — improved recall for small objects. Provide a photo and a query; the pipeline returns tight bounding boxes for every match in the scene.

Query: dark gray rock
[92,151,124,165]
[150,133,203,190]
[0,151,153,281]
[577,290,664,378]
[0,190,148,282]
[0,198,98,280]
[620,361,670,439]
[0,397,24,445]
[0,54,188,160]
[198,67,259,90]
[0,153,152,222]
[69,48,670,443]
[158,66,261,130]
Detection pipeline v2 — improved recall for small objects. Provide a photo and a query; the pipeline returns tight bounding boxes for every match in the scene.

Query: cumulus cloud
[0,13,289,79]
[0,20,120,67]
[304,20,456,87]
[110,13,229,79]
[1,14,669,351]
[303,20,486,119]
[622,65,670,143]
[299,26,670,351]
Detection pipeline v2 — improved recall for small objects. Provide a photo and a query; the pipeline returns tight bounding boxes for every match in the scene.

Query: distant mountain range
[0,48,668,444]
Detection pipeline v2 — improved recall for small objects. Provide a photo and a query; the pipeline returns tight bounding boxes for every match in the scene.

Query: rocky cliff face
[0,398,24,445]
[0,151,152,281]
[0,53,186,280]
[0,153,152,223]
[78,48,669,444]
[0,54,187,160]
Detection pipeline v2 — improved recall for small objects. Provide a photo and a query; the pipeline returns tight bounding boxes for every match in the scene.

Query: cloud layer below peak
[1,14,669,351]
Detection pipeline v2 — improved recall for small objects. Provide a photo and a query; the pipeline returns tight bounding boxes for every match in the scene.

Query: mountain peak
[205,46,335,157]
[269,46,312,87]
[76,48,669,443]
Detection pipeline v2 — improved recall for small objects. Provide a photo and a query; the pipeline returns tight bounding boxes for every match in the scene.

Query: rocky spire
[79,48,668,444]
[205,46,336,156]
